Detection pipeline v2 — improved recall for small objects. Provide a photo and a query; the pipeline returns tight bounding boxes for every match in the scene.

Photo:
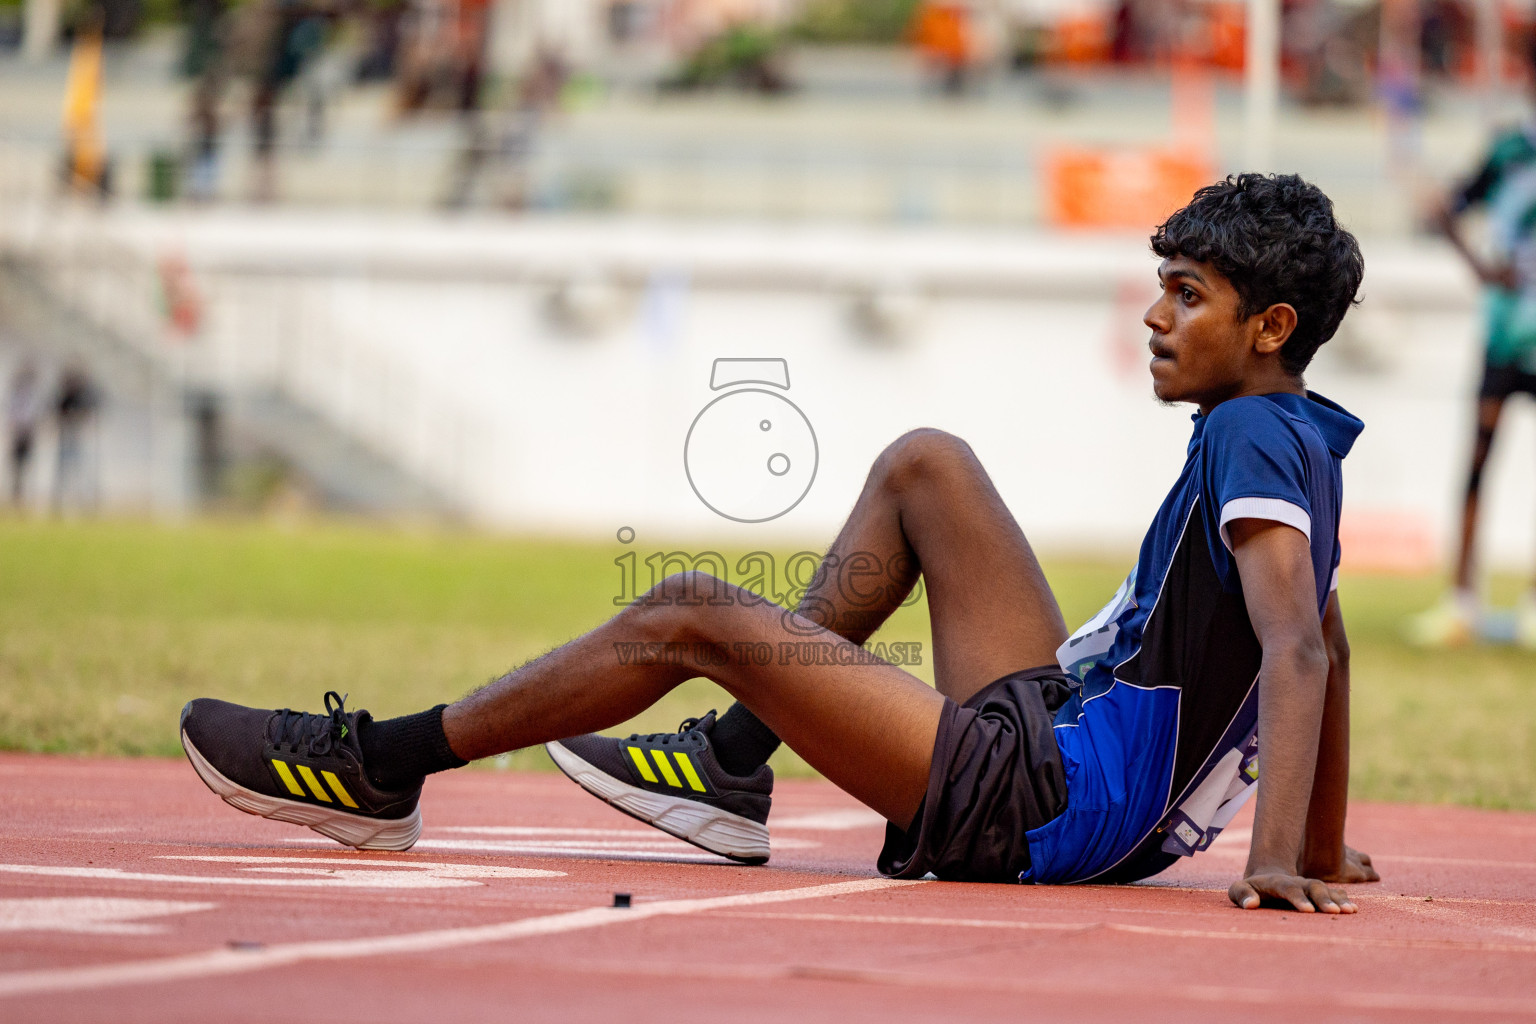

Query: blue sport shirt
[1022,391,1364,885]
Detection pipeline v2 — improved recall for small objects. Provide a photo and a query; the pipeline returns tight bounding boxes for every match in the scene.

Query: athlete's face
[1143,257,1299,413]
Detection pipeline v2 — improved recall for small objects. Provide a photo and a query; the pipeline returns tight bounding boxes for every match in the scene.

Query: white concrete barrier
[3,206,1529,573]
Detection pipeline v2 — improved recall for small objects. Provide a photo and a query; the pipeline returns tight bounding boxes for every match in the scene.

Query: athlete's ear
[1252,303,1298,356]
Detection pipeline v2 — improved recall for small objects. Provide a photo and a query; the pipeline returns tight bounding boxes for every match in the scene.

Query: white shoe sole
[181,730,421,852]
[545,740,769,864]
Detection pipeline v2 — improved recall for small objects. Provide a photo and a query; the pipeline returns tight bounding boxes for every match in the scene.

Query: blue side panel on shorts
[1023,684,1179,884]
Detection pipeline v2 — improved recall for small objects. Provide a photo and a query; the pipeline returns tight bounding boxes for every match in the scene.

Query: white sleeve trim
[1329,566,1339,592]
[1218,497,1312,553]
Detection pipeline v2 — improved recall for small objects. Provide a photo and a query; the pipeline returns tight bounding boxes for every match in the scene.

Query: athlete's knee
[638,571,735,610]
[874,428,978,497]
[624,571,737,637]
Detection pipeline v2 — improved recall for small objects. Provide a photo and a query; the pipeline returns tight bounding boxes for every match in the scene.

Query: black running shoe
[179,691,423,851]
[546,711,772,864]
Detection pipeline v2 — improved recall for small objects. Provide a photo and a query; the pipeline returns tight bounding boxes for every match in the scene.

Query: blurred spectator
[1287,0,1373,106]
[1109,0,1153,64]
[355,0,408,82]
[1420,0,1473,79]
[181,0,230,200]
[7,360,42,506]
[248,0,331,201]
[60,5,110,197]
[396,0,491,114]
[52,365,99,514]
[444,46,568,209]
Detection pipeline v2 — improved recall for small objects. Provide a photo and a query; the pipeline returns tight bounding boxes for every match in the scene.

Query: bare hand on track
[1229,871,1357,913]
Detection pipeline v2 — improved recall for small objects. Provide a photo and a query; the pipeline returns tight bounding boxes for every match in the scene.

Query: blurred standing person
[7,360,42,507]
[249,0,327,202]
[182,0,230,201]
[60,5,109,197]
[1410,45,1536,648]
[52,365,99,515]
[443,41,566,210]
[355,0,407,82]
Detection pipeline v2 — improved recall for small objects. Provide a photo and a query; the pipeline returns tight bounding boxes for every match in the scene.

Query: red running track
[1,753,1533,1023]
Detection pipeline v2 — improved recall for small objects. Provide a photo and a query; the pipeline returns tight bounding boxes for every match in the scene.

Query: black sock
[358,705,466,791]
[711,701,781,777]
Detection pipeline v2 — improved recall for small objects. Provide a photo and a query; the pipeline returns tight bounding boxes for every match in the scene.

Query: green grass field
[1,517,1531,810]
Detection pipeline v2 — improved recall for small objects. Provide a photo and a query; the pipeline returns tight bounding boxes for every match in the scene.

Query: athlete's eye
[1180,287,1197,303]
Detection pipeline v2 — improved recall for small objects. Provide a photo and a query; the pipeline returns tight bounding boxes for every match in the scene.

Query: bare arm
[1299,592,1380,884]
[1432,196,1514,289]
[1226,518,1357,913]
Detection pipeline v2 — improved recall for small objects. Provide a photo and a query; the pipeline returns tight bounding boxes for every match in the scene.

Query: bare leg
[443,575,943,828]
[712,428,1071,766]
[441,430,1067,828]
[791,428,1069,704]
[1455,397,1503,592]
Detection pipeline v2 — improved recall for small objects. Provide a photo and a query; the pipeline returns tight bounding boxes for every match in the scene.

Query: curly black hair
[1150,173,1364,376]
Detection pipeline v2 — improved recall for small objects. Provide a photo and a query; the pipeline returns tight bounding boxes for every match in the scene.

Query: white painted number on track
[0,857,564,890]
[0,898,216,935]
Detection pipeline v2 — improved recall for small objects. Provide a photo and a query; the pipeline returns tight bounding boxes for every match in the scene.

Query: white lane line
[288,836,727,863]
[291,836,818,860]
[0,877,920,998]
[428,828,821,851]
[0,860,562,890]
[772,810,887,831]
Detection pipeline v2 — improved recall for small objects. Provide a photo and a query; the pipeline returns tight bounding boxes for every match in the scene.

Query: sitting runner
[180,173,1381,912]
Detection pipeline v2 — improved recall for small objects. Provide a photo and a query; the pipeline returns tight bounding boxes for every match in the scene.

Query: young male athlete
[180,173,1381,912]
[1411,67,1536,647]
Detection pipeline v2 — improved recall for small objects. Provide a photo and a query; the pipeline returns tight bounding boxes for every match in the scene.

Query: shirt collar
[1187,390,1363,457]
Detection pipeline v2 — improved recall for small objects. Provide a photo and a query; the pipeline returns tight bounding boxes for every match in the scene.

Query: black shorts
[1478,360,1536,401]
[877,666,1071,883]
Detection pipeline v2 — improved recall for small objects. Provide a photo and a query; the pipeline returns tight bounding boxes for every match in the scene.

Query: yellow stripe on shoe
[296,764,333,803]
[649,748,683,788]
[627,745,659,783]
[322,770,360,808]
[673,751,706,792]
[271,759,306,796]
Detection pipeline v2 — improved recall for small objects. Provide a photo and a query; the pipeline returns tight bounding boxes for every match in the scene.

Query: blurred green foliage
[790,0,920,44]
[0,517,1531,811]
[664,23,786,92]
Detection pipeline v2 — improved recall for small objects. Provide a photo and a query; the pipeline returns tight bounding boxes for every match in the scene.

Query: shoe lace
[269,691,352,757]
[627,715,705,747]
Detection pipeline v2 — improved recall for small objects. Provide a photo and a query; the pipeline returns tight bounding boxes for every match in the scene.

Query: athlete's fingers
[1282,881,1316,913]
[1306,879,1342,914]
[1229,879,1260,910]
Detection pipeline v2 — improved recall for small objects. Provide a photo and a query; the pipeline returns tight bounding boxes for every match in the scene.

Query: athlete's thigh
[702,599,944,830]
[904,454,1069,705]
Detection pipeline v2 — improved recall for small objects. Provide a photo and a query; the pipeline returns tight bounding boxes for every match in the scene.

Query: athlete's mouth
[1148,338,1174,363]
